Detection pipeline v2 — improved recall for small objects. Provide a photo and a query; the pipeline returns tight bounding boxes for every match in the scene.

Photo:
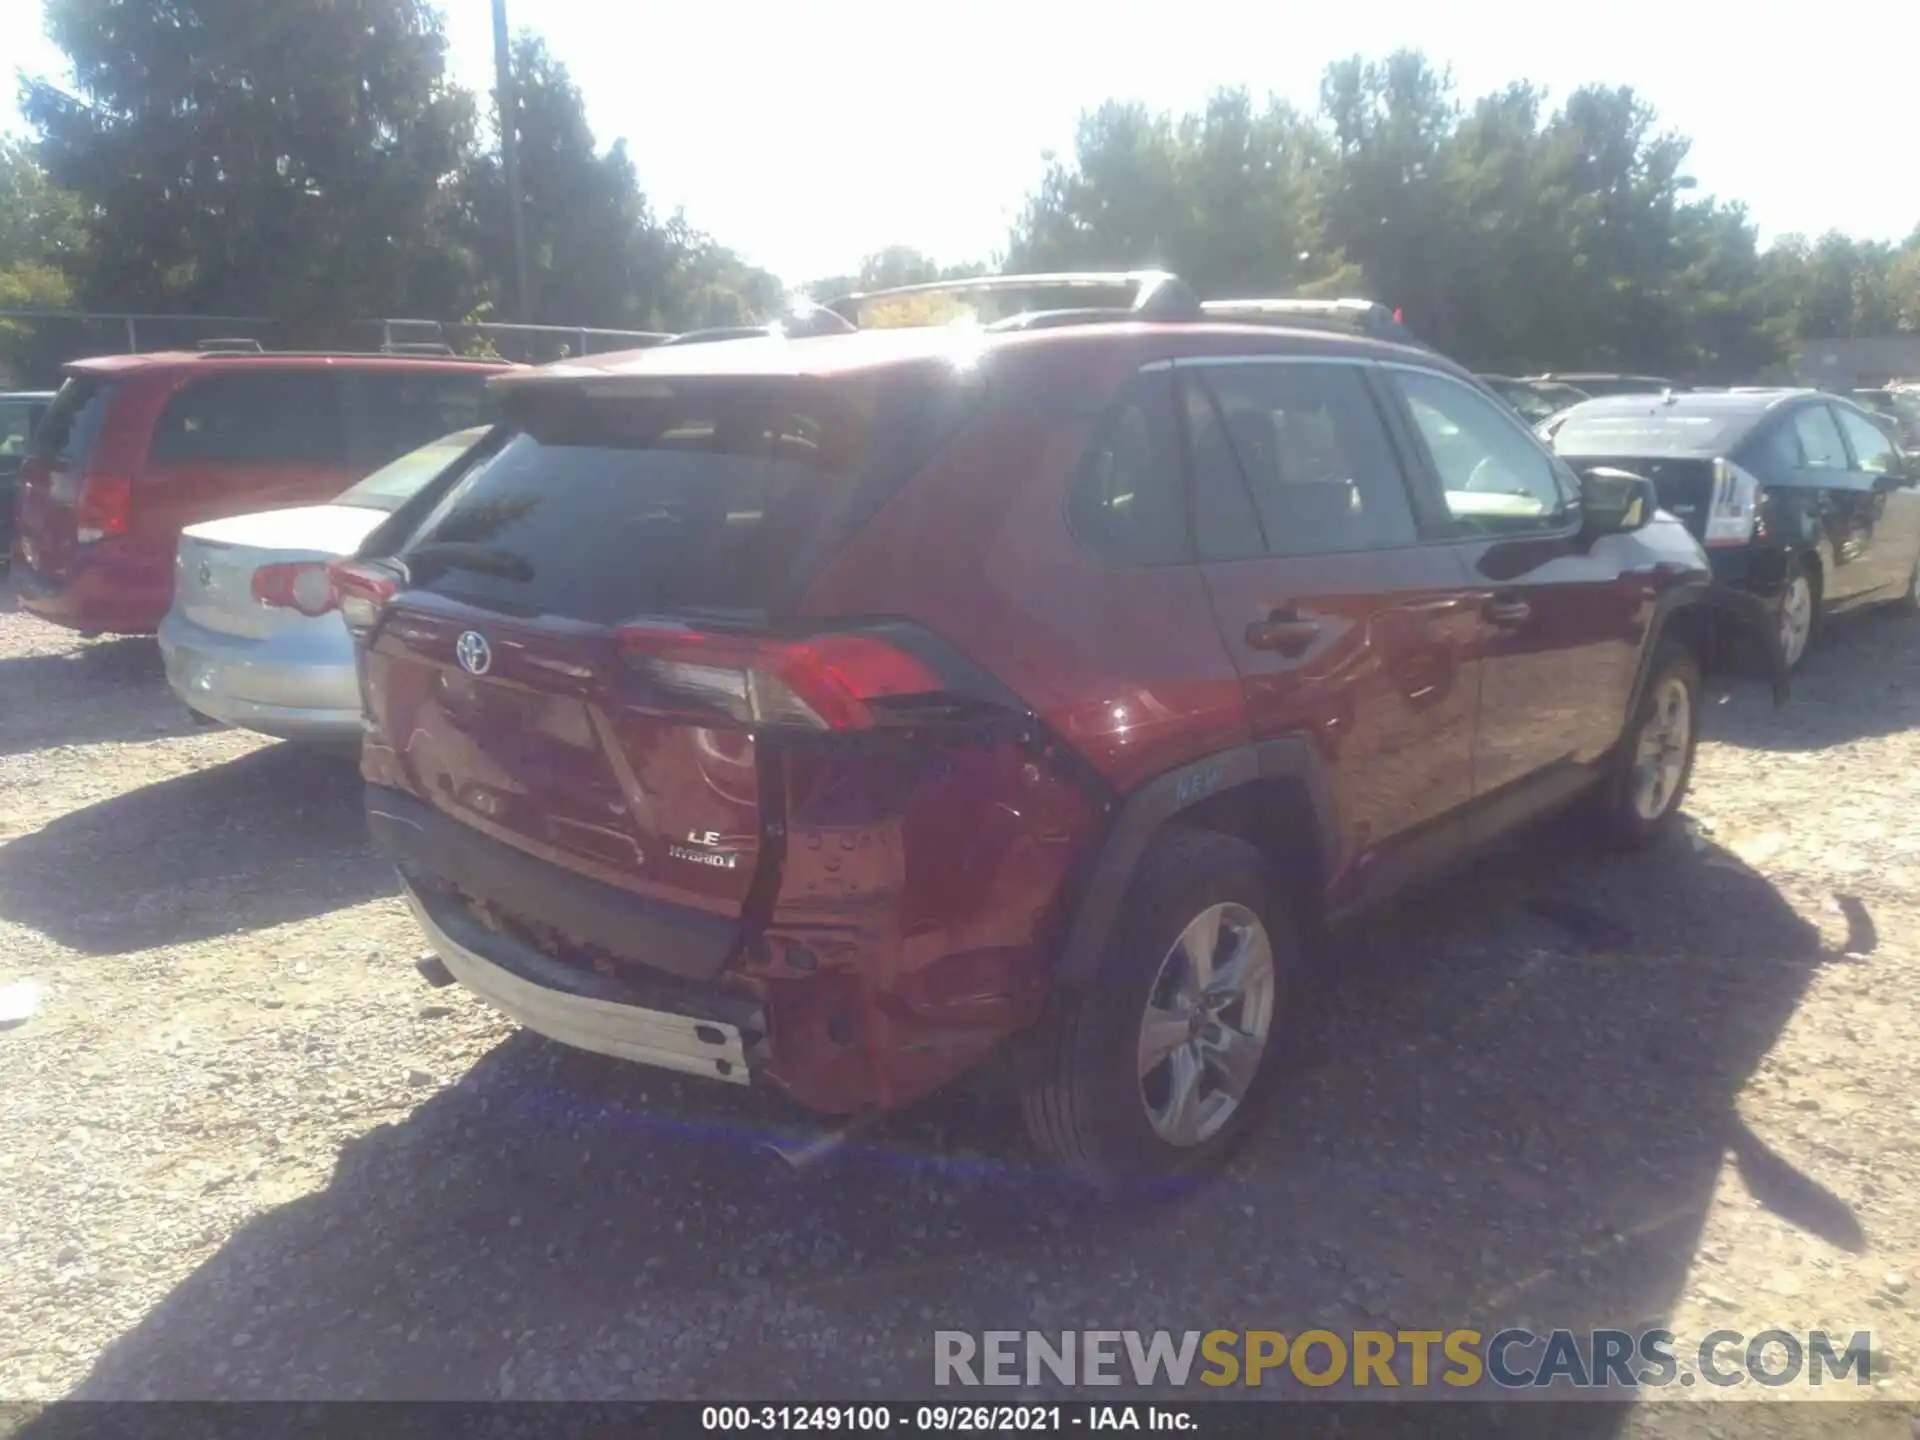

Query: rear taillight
[74,475,132,544]
[251,562,338,617]
[613,623,944,730]
[1705,458,1761,548]
[328,559,402,642]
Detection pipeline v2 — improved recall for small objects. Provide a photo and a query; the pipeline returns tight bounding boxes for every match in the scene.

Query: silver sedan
[160,427,490,742]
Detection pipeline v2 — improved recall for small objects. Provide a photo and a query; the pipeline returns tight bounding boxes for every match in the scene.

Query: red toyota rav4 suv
[11,347,508,635]
[342,275,1786,1182]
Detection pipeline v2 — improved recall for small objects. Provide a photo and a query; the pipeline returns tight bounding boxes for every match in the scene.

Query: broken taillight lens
[613,623,944,730]
[327,559,403,641]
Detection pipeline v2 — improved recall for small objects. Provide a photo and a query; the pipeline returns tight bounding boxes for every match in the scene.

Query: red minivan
[11,350,509,635]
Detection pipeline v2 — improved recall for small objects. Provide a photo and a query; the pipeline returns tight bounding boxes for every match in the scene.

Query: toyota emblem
[455,630,493,676]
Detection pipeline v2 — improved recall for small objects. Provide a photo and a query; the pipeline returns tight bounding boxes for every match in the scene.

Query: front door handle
[1483,595,1532,627]
[1245,608,1321,656]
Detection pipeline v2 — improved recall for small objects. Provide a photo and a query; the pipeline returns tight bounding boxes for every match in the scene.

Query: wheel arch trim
[1054,739,1340,987]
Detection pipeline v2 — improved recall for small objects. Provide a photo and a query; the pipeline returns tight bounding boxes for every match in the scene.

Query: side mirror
[1578,466,1658,538]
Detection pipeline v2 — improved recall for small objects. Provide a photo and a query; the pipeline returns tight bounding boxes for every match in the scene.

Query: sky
[3,0,1915,286]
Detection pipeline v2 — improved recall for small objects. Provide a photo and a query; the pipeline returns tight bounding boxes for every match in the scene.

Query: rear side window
[30,377,119,467]
[1184,361,1417,559]
[1741,420,1801,480]
[149,372,348,465]
[1789,406,1848,472]
[402,368,982,625]
[1065,370,1188,567]
[352,371,493,469]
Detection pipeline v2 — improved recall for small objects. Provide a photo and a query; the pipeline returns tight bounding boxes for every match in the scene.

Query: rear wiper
[405,541,534,583]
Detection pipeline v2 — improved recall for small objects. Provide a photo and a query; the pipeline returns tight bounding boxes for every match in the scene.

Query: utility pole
[492,0,531,323]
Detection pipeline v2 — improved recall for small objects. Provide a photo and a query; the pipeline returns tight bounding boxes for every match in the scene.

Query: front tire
[1595,640,1701,849]
[1022,828,1296,1185]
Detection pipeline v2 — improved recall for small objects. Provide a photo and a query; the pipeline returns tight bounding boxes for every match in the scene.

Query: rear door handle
[1245,608,1321,656]
[1483,595,1532,627]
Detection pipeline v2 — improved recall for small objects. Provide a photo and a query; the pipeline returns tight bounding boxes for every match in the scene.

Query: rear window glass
[1553,409,1749,457]
[334,426,491,513]
[30,377,118,466]
[149,372,348,465]
[401,369,983,624]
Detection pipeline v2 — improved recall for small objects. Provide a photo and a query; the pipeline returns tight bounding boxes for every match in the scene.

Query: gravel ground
[1,580,1917,1426]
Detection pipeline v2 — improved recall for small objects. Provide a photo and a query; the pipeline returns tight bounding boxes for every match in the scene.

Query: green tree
[25,0,475,330]
[1006,90,1334,297]
[0,139,90,384]
[463,35,666,334]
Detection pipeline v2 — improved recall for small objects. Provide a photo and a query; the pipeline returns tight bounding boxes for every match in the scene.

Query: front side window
[1065,369,1188,567]
[1181,361,1417,560]
[1834,406,1898,476]
[1789,405,1848,472]
[1393,368,1575,533]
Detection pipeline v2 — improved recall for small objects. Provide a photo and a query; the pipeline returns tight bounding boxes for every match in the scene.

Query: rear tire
[1594,640,1701,850]
[1022,828,1296,1186]
[1777,559,1818,669]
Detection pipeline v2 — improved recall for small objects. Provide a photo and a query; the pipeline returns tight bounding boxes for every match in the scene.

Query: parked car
[1548,389,1920,668]
[0,390,56,563]
[1525,372,1678,398]
[10,347,509,635]
[159,426,495,741]
[1854,386,1920,449]
[338,273,1785,1183]
[1477,374,1590,423]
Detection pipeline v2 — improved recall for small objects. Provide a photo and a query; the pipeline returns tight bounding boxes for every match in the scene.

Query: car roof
[65,351,511,377]
[1567,388,1821,417]
[1536,371,1673,382]
[490,319,1450,395]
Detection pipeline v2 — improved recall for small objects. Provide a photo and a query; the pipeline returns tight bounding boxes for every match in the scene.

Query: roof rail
[826,271,1202,328]
[659,326,774,347]
[188,348,511,365]
[380,341,458,357]
[197,337,266,354]
[1201,297,1419,343]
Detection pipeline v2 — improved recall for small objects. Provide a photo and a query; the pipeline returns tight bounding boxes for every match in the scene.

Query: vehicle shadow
[0,637,175,757]
[44,809,1836,1406]
[1710,605,1920,752]
[0,743,391,955]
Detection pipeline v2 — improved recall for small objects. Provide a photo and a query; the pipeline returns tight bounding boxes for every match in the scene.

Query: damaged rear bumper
[401,874,764,1085]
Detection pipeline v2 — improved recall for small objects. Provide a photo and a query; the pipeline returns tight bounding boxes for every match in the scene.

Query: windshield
[1552,408,1750,457]
[333,426,492,513]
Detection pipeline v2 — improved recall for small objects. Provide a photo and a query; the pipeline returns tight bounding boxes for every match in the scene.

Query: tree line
[3,5,1917,387]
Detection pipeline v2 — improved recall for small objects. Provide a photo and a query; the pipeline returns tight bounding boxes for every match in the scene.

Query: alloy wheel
[1779,572,1813,668]
[1632,675,1692,821]
[1136,902,1276,1148]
